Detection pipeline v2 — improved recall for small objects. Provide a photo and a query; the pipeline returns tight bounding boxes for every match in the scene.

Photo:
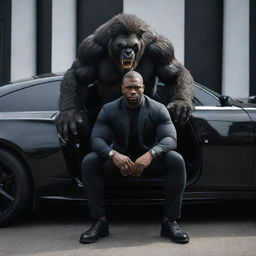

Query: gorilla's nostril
[124,48,134,57]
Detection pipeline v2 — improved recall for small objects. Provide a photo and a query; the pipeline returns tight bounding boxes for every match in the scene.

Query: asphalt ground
[1,201,256,256]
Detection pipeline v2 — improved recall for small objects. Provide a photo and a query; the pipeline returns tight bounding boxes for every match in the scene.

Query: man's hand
[132,152,154,177]
[112,152,134,176]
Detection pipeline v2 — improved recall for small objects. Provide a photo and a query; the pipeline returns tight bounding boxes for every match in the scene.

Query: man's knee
[81,152,100,176]
[82,152,100,165]
[164,151,186,171]
[165,151,184,163]
[164,151,187,188]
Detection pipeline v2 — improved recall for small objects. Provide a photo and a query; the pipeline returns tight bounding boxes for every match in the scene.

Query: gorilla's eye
[132,44,138,52]
[116,42,127,49]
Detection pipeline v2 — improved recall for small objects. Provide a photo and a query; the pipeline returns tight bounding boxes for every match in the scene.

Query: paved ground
[1,202,256,256]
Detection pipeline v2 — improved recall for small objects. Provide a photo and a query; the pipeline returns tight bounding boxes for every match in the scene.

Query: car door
[191,85,255,189]
[0,80,79,198]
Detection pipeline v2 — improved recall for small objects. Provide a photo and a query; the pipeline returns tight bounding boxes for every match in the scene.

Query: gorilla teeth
[122,60,133,69]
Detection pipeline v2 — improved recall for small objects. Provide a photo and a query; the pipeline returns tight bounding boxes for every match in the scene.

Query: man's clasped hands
[111,151,154,177]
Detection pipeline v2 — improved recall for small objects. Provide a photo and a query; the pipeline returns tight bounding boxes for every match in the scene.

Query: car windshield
[195,83,221,98]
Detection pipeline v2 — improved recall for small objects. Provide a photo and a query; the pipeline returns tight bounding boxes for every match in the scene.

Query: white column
[11,0,36,80]
[124,0,185,63]
[52,0,76,73]
[222,0,250,97]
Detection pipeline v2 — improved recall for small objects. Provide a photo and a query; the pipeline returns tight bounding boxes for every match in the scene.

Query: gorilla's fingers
[175,104,183,123]
[179,106,188,124]
[75,113,83,124]
[63,122,69,142]
[167,102,180,123]
[70,121,78,136]
[56,120,62,138]
[167,100,194,124]
[167,103,176,121]
[185,108,192,123]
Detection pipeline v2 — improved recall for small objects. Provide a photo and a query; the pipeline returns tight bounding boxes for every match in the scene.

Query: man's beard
[125,95,142,107]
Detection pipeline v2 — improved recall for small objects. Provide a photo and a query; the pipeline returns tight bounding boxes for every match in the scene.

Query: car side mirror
[248,95,256,104]
[219,95,233,106]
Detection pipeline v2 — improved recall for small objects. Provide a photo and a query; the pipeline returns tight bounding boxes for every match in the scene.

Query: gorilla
[56,13,194,141]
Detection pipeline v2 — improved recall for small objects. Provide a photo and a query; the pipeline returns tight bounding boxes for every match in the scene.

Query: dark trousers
[81,151,186,220]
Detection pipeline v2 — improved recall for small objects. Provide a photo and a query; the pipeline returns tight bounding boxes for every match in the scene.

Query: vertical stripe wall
[37,0,52,74]
[250,0,256,96]
[222,0,250,98]
[6,0,255,97]
[11,0,36,80]
[124,0,185,63]
[185,0,223,94]
[51,0,76,73]
[0,0,11,85]
[76,0,123,47]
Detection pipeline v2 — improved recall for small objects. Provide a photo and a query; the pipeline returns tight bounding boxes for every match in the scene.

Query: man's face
[122,77,144,106]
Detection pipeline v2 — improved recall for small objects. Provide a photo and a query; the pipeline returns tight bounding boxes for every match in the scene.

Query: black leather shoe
[161,220,189,244]
[80,219,109,244]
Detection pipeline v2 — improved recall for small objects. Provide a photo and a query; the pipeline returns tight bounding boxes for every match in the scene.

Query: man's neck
[125,102,141,109]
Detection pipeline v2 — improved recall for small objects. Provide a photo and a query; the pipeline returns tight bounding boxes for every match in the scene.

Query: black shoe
[80,219,109,244]
[161,220,189,244]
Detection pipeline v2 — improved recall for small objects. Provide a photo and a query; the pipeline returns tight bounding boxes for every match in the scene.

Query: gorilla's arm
[56,35,104,141]
[156,59,194,123]
[148,35,194,124]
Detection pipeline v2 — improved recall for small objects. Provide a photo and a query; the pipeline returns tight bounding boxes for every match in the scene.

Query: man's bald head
[121,71,144,108]
[122,71,144,85]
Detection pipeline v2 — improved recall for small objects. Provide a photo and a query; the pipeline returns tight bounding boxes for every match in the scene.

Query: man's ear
[121,85,124,94]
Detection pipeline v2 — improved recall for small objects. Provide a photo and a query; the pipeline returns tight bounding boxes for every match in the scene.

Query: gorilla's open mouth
[121,59,134,70]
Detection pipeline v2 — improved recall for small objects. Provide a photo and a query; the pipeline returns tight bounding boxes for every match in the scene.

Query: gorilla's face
[108,33,145,72]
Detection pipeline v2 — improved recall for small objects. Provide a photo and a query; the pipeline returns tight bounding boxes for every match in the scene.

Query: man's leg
[162,151,186,220]
[81,152,106,220]
[161,151,189,243]
[143,150,189,243]
[80,152,120,244]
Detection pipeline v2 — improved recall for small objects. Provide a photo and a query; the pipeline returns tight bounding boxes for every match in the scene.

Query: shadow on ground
[1,201,256,255]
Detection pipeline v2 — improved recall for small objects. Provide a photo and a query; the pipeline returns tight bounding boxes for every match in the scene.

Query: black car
[0,74,256,226]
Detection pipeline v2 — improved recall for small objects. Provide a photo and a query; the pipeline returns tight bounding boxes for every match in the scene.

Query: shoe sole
[80,231,109,244]
[161,231,189,244]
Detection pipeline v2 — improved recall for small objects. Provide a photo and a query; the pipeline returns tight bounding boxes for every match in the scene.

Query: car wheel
[0,149,32,227]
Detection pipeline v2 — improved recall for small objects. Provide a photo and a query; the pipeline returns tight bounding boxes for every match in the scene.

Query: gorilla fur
[56,13,194,141]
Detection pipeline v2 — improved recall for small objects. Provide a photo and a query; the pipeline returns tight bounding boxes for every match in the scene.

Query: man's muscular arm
[133,104,177,176]
[91,107,134,175]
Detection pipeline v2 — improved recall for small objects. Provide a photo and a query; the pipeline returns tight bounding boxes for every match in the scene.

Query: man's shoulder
[103,97,122,109]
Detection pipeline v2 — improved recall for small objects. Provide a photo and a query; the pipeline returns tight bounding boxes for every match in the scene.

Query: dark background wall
[77,0,123,47]
[37,0,52,75]
[185,0,223,94]
[0,0,11,85]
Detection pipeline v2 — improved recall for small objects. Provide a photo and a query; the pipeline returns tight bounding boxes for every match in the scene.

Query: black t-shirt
[125,105,145,161]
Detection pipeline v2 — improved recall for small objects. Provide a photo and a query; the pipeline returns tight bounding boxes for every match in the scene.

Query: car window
[193,86,221,106]
[0,81,60,112]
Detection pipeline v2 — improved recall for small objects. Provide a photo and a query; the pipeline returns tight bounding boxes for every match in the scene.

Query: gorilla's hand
[55,109,86,142]
[167,100,194,125]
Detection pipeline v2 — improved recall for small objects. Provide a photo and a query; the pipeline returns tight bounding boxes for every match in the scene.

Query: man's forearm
[91,137,112,160]
[151,136,177,158]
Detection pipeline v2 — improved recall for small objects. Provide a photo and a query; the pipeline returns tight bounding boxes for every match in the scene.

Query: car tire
[0,149,32,227]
